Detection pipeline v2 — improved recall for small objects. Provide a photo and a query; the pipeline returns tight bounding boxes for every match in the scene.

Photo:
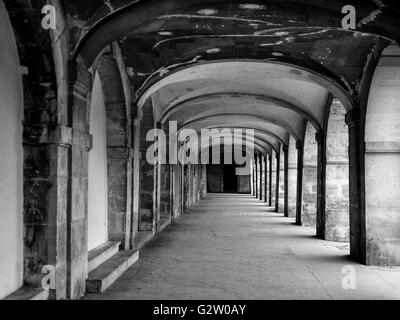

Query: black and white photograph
[1,0,400,311]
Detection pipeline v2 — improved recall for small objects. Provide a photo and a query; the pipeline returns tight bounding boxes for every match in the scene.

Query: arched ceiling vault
[179,126,284,153]
[68,0,399,146]
[161,92,319,130]
[71,0,398,99]
[144,61,337,146]
[182,130,274,158]
[182,114,299,141]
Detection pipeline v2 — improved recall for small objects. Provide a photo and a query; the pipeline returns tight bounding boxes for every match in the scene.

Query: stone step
[158,218,171,233]
[134,231,154,250]
[88,241,121,273]
[5,287,49,300]
[86,250,139,294]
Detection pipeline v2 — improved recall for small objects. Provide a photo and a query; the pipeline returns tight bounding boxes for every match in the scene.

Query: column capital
[132,102,143,122]
[296,140,304,150]
[315,130,325,144]
[282,145,289,153]
[345,109,361,126]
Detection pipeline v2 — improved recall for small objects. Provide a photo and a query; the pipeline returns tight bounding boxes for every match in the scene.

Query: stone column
[288,137,298,218]
[296,140,304,225]
[68,66,91,300]
[259,154,263,200]
[316,130,327,240]
[302,124,318,227]
[24,93,71,300]
[283,145,289,217]
[346,109,365,263]
[255,154,259,198]
[106,103,132,249]
[278,146,285,213]
[264,155,268,203]
[325,99,349,242]
[130,107,142,246]
[171,164,181,218]
[159,123,172,225]
[251,158,256,196]
[139,105,155,233]
[275,149,280,213]
[269,154,273,206]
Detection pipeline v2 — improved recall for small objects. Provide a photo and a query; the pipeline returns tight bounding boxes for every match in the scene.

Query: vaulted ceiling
[68,0,400,155]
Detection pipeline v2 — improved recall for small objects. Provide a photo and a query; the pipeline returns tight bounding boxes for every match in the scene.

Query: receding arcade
[1,0,400,300]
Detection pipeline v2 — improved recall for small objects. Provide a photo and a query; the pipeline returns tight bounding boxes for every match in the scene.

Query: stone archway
[364,45,400,265]
[89,50,132,250]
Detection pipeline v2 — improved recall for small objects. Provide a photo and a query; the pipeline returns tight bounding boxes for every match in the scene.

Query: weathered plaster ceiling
[68,0,400,155]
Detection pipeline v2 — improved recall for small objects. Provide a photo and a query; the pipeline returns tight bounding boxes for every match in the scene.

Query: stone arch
[363,45,400,265]
[89,52,132,250]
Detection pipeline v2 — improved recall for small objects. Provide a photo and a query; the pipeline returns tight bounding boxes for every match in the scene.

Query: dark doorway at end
[206,164,250,194]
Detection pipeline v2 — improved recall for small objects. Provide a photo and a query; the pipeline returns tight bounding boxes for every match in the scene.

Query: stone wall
[302,124,318,227]
[325,99,349,242]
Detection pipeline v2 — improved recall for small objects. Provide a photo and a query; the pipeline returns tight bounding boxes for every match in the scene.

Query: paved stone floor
[86,194,400,300]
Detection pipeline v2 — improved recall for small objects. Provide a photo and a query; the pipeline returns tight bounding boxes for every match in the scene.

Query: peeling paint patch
[284,36,295,43]
[298,29,329,37]
[104,0,114,11]
[239,4,266,10]
[159,68,169,77]
[357,10,382,27]
[126,67,135,77]
[158,31,173,36]
[136,72,152,77]
[198,9,218,15]
[352,32,371,38]
[274,31,290,37]
[160,14,279,26]
[206,48,221,54]
[371,0,385,8]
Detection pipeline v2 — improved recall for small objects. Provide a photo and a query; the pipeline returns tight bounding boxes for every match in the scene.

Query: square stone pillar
[316,131,327,240]
[68,69,91,300]
[252,158,256,196]
[288,137,298,218]
[283,145,289,217]
[346,109,366,263]
[264,155,268,203]
[259,154,263,200]
[296,141,304,226]
[275,149,281,213]
[254,154,260,198]
[302,124,318,227]
[269,154,273,206]
[130,109,142,246]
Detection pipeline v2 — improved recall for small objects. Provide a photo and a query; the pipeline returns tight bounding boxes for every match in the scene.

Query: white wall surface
[88,73,108,251]
[0,1,24,299]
